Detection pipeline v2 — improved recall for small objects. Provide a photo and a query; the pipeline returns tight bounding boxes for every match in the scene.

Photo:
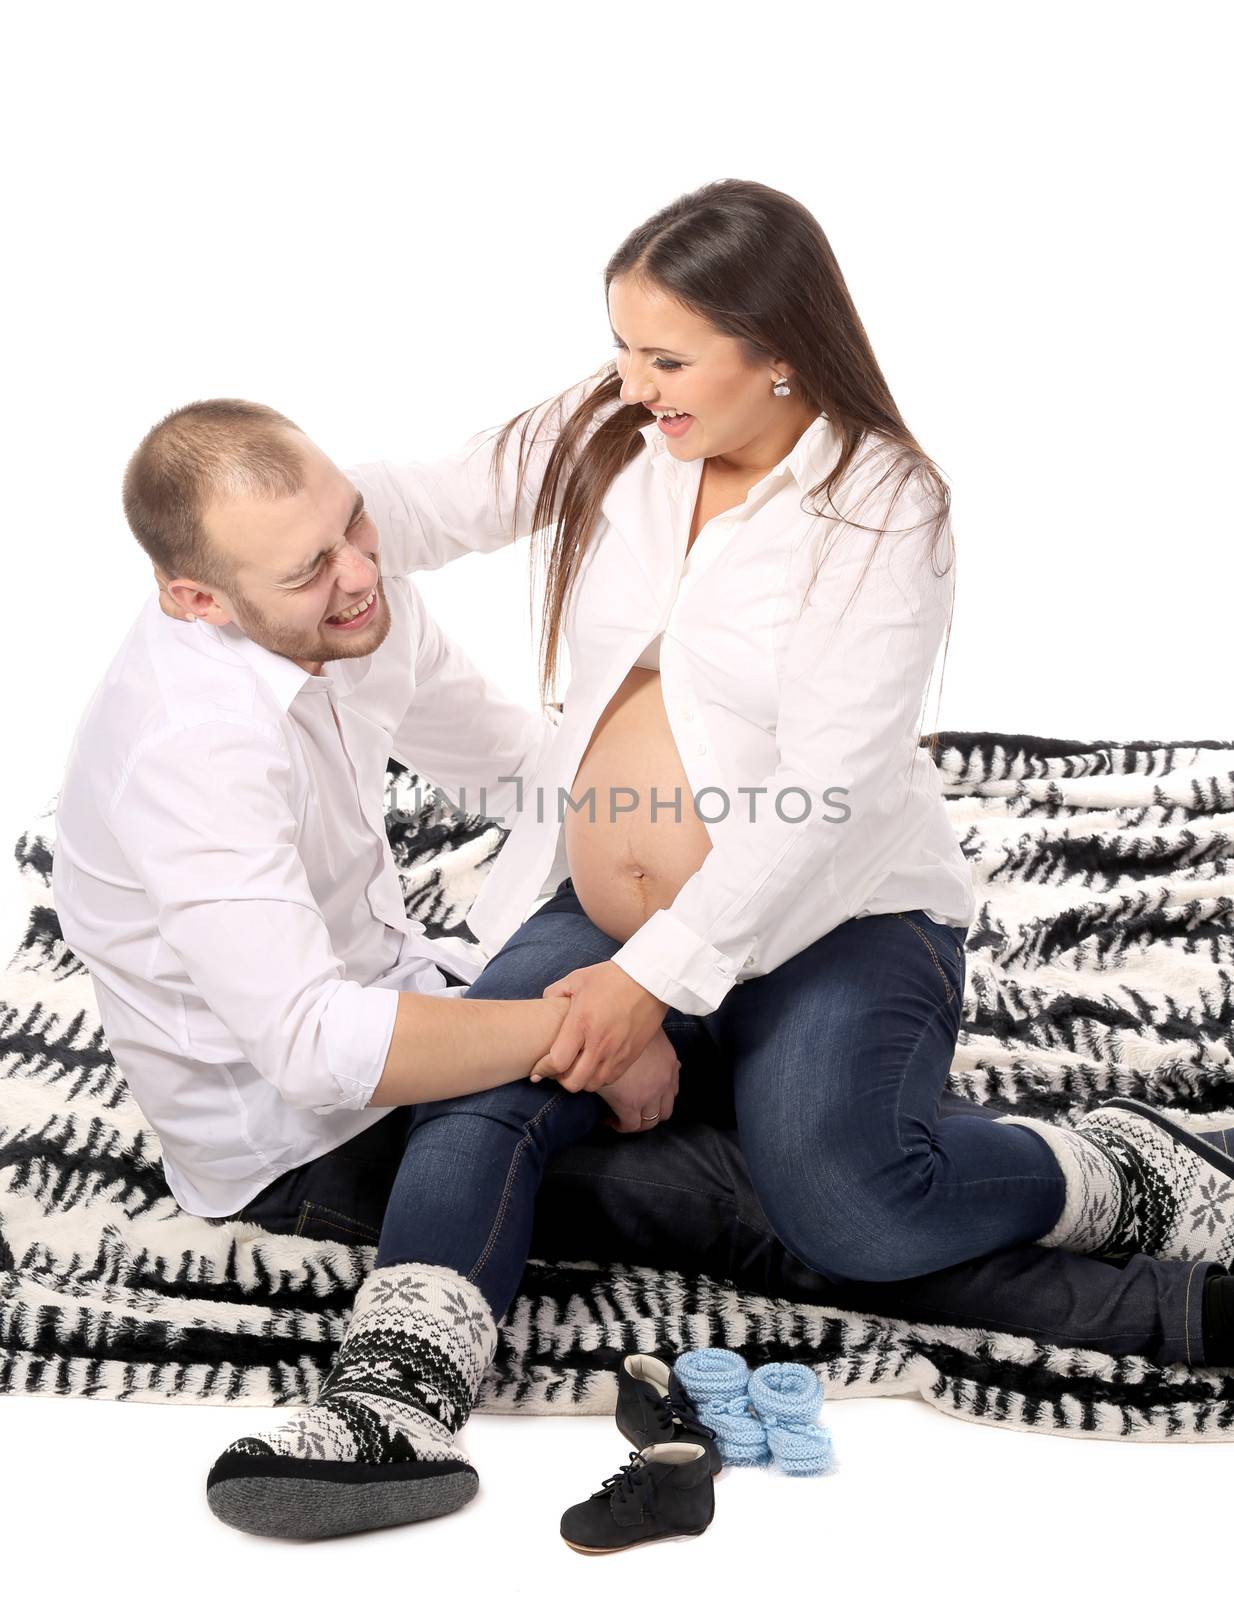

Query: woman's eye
[611,341,682,373]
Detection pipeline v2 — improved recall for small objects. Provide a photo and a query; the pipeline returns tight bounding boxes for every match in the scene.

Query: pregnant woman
[210,179,1234,1536]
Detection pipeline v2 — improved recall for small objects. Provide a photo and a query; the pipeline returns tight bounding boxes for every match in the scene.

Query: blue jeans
[230,879,1214,1365]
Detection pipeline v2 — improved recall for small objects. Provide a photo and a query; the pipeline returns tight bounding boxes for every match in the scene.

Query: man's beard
[229,576,392,667]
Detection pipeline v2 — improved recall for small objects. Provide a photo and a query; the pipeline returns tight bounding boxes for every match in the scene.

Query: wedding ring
[640,1111,661,1122]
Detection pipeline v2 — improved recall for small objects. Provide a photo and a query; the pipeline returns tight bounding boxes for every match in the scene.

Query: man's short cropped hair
[122,399,307,590]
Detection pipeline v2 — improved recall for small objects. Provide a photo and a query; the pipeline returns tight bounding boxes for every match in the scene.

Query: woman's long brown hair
[489,178,956,764]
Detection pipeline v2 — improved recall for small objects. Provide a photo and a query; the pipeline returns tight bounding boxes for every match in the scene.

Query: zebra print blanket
[3,732,1233,1441]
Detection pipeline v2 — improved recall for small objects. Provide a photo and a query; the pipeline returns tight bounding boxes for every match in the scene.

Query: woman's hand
[596,1026,680,1133]
[530,960,668,1092]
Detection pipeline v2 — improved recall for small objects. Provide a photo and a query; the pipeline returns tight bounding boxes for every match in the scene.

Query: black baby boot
[615,1353,722,1474]
[560,1443,715,1554]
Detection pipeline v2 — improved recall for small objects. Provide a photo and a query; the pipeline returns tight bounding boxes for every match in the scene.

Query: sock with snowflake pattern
[206,1260,497,1539]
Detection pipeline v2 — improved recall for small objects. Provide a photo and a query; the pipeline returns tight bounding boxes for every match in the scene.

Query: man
[51,396,680,1527]
[53,399,1231,1543]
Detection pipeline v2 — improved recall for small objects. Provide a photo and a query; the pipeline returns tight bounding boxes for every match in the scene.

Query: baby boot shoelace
[560,1444,715,1554]
[561,1348,832,1552]
[615,1353,723,1473]
[597,1449,657,1512]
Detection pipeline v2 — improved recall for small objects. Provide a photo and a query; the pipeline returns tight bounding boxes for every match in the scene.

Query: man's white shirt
[52,562,553,1216]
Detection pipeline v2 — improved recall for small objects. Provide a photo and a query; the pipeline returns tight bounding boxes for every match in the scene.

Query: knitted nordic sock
[996,1115,1133,1255]
[1003,1102,1234,1264]
[1077,1099,1234,1263]
[206,1262,497,1539]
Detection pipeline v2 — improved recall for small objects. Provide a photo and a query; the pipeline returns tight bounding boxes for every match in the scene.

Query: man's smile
[324,586,379,628]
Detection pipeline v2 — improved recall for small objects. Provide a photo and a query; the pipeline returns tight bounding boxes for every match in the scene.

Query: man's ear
[152,563,194,622]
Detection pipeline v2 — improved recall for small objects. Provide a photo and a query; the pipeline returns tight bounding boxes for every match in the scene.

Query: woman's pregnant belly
[564,666,713,942]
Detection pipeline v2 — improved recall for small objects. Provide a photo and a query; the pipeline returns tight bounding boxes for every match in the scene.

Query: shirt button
[695,741,707,755]
[743,956,756,969]
[682,708,695,722]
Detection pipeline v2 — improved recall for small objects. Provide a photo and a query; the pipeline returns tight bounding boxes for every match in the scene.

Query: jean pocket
[295,1199,382,1247]
[229,1197,301,1238]
[894,911,966,1009]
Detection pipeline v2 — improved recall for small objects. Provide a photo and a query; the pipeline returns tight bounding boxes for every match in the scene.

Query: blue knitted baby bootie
[672,1348,770,1467]
[747,1363,835,1477]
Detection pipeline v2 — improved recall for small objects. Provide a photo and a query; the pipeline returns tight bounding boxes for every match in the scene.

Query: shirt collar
[637,410,834,490]
[148,592,375,712]
[210,620,322,710]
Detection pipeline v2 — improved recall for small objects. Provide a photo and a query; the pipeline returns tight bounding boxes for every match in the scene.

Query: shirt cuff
[610,908,754,1015]
[313,981,400,1114]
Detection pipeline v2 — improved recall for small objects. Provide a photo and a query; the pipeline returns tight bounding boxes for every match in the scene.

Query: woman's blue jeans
[231,879,1214,1366]
[377,877,1075,1308]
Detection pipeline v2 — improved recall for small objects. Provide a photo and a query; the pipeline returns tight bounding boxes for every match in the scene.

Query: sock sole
[206,1457,478,1539]
[1117,1104,1234,1153]
[1099,1099,1234,1181]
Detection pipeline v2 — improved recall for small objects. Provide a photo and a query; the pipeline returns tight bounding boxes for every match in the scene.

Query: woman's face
[607,273,797,466]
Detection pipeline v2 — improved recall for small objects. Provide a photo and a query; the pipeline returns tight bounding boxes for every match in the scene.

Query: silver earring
[772,376,791,397]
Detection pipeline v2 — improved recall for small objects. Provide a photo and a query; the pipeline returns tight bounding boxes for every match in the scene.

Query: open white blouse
[349,376,976,1015]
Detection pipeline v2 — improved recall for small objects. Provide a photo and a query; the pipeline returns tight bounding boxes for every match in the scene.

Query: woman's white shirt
[347,378,976,1015]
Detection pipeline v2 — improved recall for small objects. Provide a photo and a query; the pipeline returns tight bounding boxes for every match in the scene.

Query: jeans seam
[467,1090,564,1284]
[301,1201,381,1242]
[893,912,955,1007]
[1183,1257,1206,1365]
[887,990,1061,1206]
[892,959,956,1169]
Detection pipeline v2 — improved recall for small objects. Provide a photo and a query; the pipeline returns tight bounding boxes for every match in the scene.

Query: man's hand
[529,960,668,1093]
[596,1026,680,1133]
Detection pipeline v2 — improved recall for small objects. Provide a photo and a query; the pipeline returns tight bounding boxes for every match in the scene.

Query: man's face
[168,434,391,674]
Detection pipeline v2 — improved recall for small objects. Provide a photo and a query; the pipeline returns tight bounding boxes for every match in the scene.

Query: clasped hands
[153,558,677,1130]
[532,960,677,1134]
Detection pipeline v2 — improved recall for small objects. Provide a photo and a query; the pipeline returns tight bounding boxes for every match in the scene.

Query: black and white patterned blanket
[3,733,1233,1441]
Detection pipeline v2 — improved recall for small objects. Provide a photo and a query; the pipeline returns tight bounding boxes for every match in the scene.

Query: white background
[2,2,1231,1594]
